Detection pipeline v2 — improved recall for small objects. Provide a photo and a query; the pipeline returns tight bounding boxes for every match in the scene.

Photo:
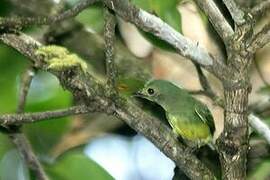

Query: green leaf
[0,44,29,113]
[23,72,72,155]
[46,151,113,180]
[75,4,104,33]
[131,0,182,51]
[162,9,182,32]
[0,149,30,180]
[131,0,151,11]
[0,133,14,160]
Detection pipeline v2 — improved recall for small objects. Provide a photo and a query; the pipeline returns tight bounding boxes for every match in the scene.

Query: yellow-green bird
[135,79,215,148]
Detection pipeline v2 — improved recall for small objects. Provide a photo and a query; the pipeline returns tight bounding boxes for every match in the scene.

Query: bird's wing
[194,104,215,134]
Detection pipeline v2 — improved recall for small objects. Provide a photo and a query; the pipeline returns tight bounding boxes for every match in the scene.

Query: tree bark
[218,88,249,179]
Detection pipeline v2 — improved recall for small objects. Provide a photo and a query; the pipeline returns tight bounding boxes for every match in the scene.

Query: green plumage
[136,80,215,147]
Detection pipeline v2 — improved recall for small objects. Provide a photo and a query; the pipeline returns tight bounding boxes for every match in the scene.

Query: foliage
[46,151,113,180]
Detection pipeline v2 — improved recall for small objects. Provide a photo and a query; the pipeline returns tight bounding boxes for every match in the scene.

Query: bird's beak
[132,91,144,97]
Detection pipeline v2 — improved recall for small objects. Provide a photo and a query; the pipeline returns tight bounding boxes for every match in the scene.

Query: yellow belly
[168,115,211,141]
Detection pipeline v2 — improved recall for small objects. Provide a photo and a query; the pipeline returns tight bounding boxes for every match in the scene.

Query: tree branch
[222,0,245,25]
[251,0,270,20]
[0,0,228,79]
[248,23,270,53]
[193,63,215,97]
[194,0,234,43]
[0,32,216,179]
[102,0,228,80]
[193,62,223,107]
[0,105,90,126]
[8,132,49,180]
[104,8,117,92]
[0,0,98,29]
[7,67,48,180]
[16,67,35,113]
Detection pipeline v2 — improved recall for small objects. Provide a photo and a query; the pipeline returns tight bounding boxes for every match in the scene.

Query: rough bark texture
[218,88,249,179]
[216,21,254,178]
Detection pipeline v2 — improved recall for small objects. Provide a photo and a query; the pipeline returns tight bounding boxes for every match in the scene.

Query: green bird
[135,79,215,148]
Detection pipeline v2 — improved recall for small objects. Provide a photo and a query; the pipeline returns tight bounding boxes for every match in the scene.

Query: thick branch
[104,8,117,91]
[0,0,97,29]
[248,23,270,53]
[194,0,234,42]
[0,32,215,180]
[222,0,245,24]
[115,102,215,179]
[251,0,270,19]
[218,88,249,179]
[0,106,90,126]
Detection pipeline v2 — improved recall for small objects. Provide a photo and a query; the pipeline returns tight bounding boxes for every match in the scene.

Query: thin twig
[104,8,117,92]
[0,105,91,126]
[9,132,49,180]
[222,0,245,25]
[194,0,234,42]
[194,63,214,95]
[17,67,35,113]
[251,0,270,20]
[193,62,223,106]
[8,67,49,180]
[0,0,98,29]
[248,23,270,53]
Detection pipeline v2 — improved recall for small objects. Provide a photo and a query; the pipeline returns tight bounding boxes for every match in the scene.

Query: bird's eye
[147,88,155,95]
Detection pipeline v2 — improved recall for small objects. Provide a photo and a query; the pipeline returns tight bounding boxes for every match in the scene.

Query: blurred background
[0,0,270,179]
